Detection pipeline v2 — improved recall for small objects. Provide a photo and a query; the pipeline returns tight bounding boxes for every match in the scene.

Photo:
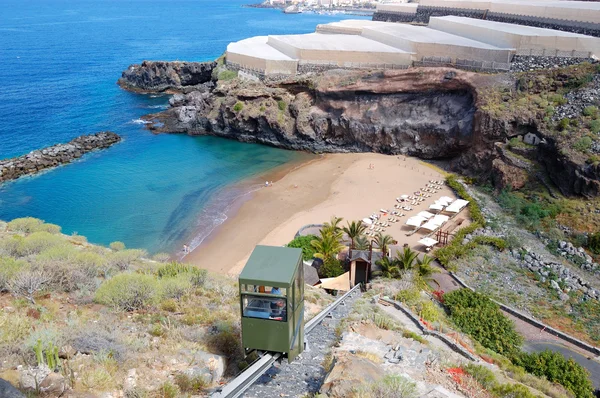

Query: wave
[145,104,169,110]
[131,118,151,125]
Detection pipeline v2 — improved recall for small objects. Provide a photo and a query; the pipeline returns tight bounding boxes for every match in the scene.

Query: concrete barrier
[379,297,480,362]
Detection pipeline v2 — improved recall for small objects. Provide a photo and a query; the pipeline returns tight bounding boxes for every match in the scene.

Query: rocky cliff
[129,63,600,197]
[117,60,216,93]
[0,132,121,184]
[143,69,497,160]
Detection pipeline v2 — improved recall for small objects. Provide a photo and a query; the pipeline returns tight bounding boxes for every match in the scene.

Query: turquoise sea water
[0,0,367,254]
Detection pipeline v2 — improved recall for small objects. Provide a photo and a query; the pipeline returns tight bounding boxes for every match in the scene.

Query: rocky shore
[0,132,121,184]
[117,60,216,93]
[119,60,600,197]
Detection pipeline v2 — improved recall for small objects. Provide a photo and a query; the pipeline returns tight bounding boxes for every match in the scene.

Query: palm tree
[397,246,418,270]
[416,254,437,278]
[374,232,396,256]
[321,216,344,238]
[354,235,370,251]
[376,256,400,278]
[343,220,366,247]
[311,230,344,262]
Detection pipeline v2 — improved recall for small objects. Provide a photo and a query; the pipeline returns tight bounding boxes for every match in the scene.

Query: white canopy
[431,214,450,224]
[418,237,438,247]
[406,216,427,227]
[439,196,454,205]
[429,203,444,211]
[362,218,373,225]
[417,211,435,219]
[445,199,470,213]
[319,272,350,291]
[421,221,441,231]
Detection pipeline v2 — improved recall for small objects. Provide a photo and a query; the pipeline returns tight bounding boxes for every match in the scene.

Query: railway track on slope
[211,283,362,398]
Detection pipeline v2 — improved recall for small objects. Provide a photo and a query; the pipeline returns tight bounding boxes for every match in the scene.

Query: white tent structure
[417,211,435,219]
[361,23,512,63]
[420,214,450,231]
[226,36,298,75]
[419,237,439,248]
[429,16,600,58]
[429,203,445,211]
[445,199,470,213]
[267,33,414,67]
[406,216,428,227]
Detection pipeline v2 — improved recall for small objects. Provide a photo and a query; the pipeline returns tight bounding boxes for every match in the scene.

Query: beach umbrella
[362,218,373,225]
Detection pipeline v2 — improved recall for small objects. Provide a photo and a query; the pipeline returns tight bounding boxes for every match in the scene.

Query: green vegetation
[95,273,161,311]
[583,106,598,118]
[514,350,593,398]
[218,70,237,81]
[232,101,244,112]
[311,216,345,278]
[109,241,125,251]
[355,374,418,398]
[277,100,287,111]
[497,189,562,230]
[574,136,593,152]
[446,174,485,225]
[286,234,317,261]
[443,289,523,357]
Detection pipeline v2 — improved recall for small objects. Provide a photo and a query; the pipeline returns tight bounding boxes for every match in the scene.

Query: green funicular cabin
[239,245,304,362]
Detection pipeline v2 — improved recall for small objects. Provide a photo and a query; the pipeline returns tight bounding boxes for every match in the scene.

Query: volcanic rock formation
[0,132,121,184]
[117,60,216,93]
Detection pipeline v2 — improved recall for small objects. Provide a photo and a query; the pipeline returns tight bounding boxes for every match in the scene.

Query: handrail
[211,283,361,398]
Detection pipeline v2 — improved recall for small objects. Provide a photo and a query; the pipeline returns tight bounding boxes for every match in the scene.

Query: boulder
[39,372,66,396]
[177,349,226,385]
[320,353,383,397]
[0,378,25,398]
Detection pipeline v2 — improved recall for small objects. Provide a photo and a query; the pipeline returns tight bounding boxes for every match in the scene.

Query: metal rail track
[211,283,361,398]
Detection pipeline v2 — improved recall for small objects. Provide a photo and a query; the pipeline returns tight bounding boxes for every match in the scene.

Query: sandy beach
[184,153,459,275]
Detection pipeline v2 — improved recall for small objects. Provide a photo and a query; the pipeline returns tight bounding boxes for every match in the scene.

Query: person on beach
[183,244,189,254]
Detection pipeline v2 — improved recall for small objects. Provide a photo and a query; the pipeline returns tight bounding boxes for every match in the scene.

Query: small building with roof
[347,249,384,286]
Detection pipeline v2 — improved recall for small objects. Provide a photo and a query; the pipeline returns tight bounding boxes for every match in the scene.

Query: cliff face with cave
[118,63,600,197]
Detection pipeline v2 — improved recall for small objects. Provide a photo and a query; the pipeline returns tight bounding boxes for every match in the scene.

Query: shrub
[109,241,125,251]
[583,106,598,118]
[206,321,242,359]
[174,373,208,394]
[156,261,192,278]
[158,382,180,398]
[319,258,344,278]
[95,273,160,311]
[45,259,98,292]
[418,300,441,323]
[574,136,593,152]
[513,350,593,398]
[277,100,286,111]
[446,175,485,225]
[558,118,569,131]
[286,235,318,261]
[70,329,126,361]
[108,249,146,271]
[590,120,600,134]
[462,363,496,390]
[160,299,178,312]
[492,383,539,398]
[19,231,63,256]
[355,374,418,398]
[232,101,243,112]
[0,312,32,345]
[217,70,237,81]
[471,236,507,251]
[443,289,523,357]
[161,275,192,300]
[0,257,25,291]
[9,268,52,303]
[70,233,87,244]
[588,232,600,255]
[395,288,421,307]
[153,252,171,262]
[7,217,44,234]
[435,223,480,267]
[189,268,208,287]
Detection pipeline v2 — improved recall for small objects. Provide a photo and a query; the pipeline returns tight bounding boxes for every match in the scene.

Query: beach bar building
[239,245,305,362]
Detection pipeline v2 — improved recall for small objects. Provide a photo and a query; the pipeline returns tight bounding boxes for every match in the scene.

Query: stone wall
[0,132,121,184]
[371,11,416,23]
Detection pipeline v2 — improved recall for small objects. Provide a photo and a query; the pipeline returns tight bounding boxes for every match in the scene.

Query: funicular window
[242,294,287,322]
[241,285,287,296]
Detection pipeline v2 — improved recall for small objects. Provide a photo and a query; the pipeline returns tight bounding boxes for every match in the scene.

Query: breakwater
[0,132,121,184]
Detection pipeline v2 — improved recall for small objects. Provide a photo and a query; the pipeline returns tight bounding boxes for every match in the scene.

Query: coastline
[176,151,318,260]
[184,152,457,276]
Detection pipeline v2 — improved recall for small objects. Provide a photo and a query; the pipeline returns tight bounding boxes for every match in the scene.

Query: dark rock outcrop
[0,132,121,184]
[0,378,25,398]
[118,60,216,93]
[144,69,487,160]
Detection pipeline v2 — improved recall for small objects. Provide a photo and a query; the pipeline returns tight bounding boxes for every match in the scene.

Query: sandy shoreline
[184,153,458,275]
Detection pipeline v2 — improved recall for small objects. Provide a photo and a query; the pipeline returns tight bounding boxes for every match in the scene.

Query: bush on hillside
[513,350,593,398]
[7,217,45,234]
[0,257,25,291]
[108,249,146,271]
[491,383,539,398]
[218,70,237,81]
[44,259,98,292]
[443,289,523,357]
[109,241,125,251]
[156,262,193,278]
[95,273,160,311]
[161,275,192,300]
[286,235,318,261]
[19,232,63,256]
[446,175,485,225]
[588,232,600,255]
[153,252,171,262]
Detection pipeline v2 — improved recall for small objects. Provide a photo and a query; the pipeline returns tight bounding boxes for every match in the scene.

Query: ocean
[0,0,367,254]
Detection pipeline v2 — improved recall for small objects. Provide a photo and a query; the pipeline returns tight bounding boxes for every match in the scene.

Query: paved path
[430,263,600,386]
